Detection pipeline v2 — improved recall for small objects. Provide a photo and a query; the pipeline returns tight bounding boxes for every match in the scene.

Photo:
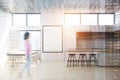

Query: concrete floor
[0,60,120,80]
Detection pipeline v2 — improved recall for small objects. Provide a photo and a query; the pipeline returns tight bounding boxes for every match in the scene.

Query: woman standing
[20,32,32,76]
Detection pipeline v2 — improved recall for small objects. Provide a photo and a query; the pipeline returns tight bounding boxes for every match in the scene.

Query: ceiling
[0,0,120,13]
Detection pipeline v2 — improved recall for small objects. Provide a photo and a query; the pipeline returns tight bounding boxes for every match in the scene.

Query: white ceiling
[0,0,120,13]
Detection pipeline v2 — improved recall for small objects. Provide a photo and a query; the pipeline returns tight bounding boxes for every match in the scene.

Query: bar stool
[78,54,87,66]
[67,54,77,66]
[88,54,97,66]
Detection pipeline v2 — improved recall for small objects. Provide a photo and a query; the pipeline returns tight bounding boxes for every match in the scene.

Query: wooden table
[6,52,25,67]
[6,51,41,67]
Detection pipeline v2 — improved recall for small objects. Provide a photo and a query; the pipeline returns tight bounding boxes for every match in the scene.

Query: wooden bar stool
[78,54,87,66]
[88,54,97,66]
[67,54,77,66]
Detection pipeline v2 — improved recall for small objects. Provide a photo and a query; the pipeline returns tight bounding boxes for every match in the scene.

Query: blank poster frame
[42,25,63,53]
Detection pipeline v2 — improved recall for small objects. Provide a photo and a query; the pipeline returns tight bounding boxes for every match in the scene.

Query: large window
[99,14,114,25]
[12,13,41,26]
[20,31,41,51]
[81,14,97,25]
[27,14,41,26]
[65,14,80,26]
[64,13,114,26]
[13,14,26,26]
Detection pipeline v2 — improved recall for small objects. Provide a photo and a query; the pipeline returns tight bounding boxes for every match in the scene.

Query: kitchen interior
[0,0,120,80]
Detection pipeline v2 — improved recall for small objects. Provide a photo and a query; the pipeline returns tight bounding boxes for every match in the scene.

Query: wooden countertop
[7,51,40,56]
[66,49,112,52]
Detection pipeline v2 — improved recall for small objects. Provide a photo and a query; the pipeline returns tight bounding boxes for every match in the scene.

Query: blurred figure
[20,32,32,76]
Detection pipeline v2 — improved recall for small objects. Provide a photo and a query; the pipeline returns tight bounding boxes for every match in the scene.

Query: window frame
[12,13,41,27]
[12,13,27,27]
[64,13,115,26]
[80,13,98,25]
[98,13,115,25]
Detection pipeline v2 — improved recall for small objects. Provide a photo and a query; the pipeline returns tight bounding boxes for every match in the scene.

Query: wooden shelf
[76,32,105,39]
[76,32,92,39]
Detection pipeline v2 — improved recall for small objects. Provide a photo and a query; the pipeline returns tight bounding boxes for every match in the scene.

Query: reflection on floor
[0,60,120,80]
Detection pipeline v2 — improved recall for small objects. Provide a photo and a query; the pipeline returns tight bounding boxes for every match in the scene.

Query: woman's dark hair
[24,32,30,40]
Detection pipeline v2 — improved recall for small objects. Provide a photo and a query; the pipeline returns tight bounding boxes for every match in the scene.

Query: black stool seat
[88,54,97,66]
[78,54,87,66]
[67,54,77,66]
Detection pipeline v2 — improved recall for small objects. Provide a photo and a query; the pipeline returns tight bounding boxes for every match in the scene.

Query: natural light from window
[81,14,97,25]
[27,14,41,26]
[20,31,41,51]
[65,14,80,26]
[13,14,26,26]
[99,14,114,25]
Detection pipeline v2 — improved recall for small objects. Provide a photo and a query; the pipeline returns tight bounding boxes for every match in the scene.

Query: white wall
[40,12,64,61]
[64,26,76,50]
[41,12,77,51]
[0,11,107,61]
